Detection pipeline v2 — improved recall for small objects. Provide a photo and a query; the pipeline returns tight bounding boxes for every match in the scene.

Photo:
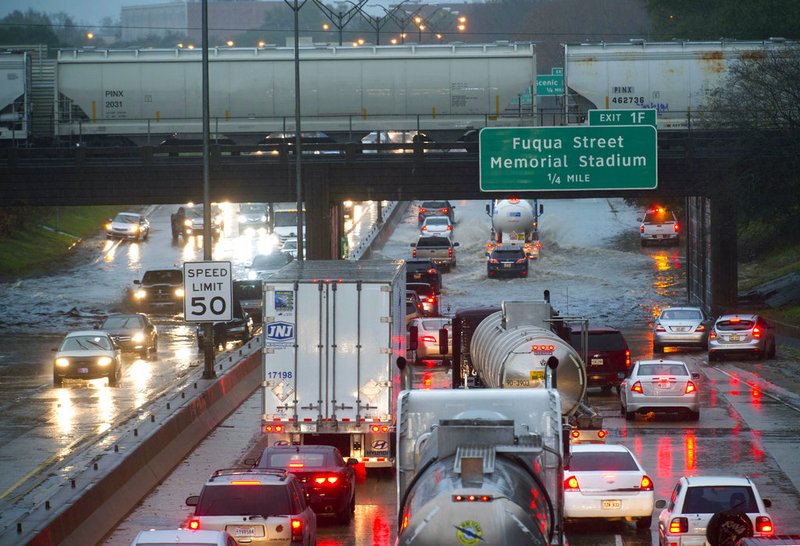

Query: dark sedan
[487,246,528,278]
[100,313,158,358]
[255,445,357,523]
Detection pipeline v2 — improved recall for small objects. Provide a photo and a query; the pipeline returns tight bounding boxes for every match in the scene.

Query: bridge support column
[305,171,344,260]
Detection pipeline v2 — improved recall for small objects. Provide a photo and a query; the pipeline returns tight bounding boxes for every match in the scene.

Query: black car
[196,302,254,349]
[407,282,440,316]
[100,313,158,358]
[405,258,442,293]
[131,269,184,312]
[255,445,357,523]
[487,246,528,278]
[417,200,455,225]
[569,326,631,392]
[233,279,263,325]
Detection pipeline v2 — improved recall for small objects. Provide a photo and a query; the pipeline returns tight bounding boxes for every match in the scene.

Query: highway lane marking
[615,535,623,546]
[710,365,800,415]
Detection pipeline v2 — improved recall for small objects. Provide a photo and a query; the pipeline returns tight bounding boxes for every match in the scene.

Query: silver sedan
[620,359,700,421]
[652,306,711,353]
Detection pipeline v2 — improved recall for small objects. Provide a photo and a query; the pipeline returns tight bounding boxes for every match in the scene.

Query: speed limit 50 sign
[183,261,233,322]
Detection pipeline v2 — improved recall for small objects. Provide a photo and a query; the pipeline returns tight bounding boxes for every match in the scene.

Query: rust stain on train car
[700,51,725,73]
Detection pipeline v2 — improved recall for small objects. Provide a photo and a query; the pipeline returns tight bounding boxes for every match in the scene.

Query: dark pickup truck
[410,236,459,271]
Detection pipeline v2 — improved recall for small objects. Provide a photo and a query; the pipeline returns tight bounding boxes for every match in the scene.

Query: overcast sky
[1,0,159,25]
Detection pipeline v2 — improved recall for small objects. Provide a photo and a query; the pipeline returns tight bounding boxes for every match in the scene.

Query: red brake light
[640,475,653,491]
[426,297,435,303]
[625,349,631,368]
[419,208,428,213]
[756,516,773,534]
[421,226,427,231]
[696,324,705,332]
[685,381,697,394]
[447,225,452,230]
[656,323,666,332]
[439,208,449,213]
[291,518,303,540]
[709,330,717,340]
[669,517,688,533]
[640,225,645,233]
[448,248,453,257]
[420,335,436,343]
[489,259,499,263]
[508,198,519,203]
[597,429,608,439]
[570,430,580,439]
[674,223,680,232]
[371,425,380,433]
[516,258,526,263]
[427,268,437,274]
[288,462,304,468]
[564,476,580,491]
[753,326,762,338]
[188,519,200,530]
[314,475,339,485]
[412,249,417,257]
[231,480,261,485]
[631,381,643,393]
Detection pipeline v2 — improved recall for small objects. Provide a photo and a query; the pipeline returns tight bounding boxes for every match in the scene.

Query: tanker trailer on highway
[261,260,405,470]
[54,42,536,141]
[395,388,566,545]
[485,198,543,259]
[564,39,795,129]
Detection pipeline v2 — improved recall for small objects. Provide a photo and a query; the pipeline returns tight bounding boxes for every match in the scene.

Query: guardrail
[347,201,399,261]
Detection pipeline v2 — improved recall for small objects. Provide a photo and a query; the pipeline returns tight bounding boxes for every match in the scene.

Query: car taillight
[420,335,437,343]
[752,326,762,339]
[756,516,774,534]
[452,494,493,502]
[640,225,645,233]
[419,208,428,213]
[288,462,304,469]
[370,424,390,433]
[421,226,427,231]
[709,330,717,340]
[564,476,580,492]
[632,381,643,393]
[625,349,631,368]
[640,475,654,491]
[439,208,449,213]
[656,323,666,332]
[291,518,303,540]
[188,519,200,530]
[426,297,435,303]
[448,248,453,257]
[447,225,452,231]
[668,517,688,533]
[412,249,417,257]
[674,223,680,232]
[516,258,526,263]
[427,269,437,274]
[264,424,284,433]
[685,381,697,394]
[489,259,499,263]
[314,475,339,485]
[696,324,705,332]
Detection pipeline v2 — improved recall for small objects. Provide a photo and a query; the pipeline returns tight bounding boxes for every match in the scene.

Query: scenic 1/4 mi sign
[479,126,657,192]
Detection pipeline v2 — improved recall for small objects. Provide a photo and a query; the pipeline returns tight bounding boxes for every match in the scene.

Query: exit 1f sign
[589,109,657,127]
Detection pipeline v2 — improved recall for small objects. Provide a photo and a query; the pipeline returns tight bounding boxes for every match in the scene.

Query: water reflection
[129,358,154,407]
[96,385,116,434]
[54,388,75,437]
[127,242,141,268]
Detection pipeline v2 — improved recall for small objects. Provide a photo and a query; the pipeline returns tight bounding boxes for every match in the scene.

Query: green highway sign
[536,74,564,96]
[479,126,658,192]
[551,67,564,75]
[589,109,657,127]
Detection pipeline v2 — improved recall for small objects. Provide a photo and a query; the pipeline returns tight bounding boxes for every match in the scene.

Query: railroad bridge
[0,131,758,313]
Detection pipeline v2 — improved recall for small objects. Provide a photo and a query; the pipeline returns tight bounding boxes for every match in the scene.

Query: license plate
[78,367,89,374]
[300,423,317,433]
[675,326,689,332]
[730,334,741,342]
[657,380,671,388]
[503,263,512,268]
[590,358,603,366]
[230,526,261,537]
[413,273,422,279]
[601,499,621,510]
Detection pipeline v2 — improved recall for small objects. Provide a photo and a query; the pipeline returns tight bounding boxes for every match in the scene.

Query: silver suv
[186,468,316,545]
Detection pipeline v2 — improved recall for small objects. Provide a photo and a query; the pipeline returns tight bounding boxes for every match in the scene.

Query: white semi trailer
[55,43,536,138]
[0,51,30,142]
[564,39,794,129]
[261,260,405,469]
[396,388,566,545]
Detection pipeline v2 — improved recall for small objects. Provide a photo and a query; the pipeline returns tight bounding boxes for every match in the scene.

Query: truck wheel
[687,410,700,421]
[767,340,776,359]
[640,239,648,247]
[625,409,636,421]
[653,343,663,354]
[53,373,63,387]
[108,366,120,387]
[636,515,652,530]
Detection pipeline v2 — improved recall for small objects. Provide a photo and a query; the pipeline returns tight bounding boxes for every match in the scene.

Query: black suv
[405,258,442,293]
[196,302,255,349]
[487,246,528,278]
[131,269,184,312]
[569,326,631,392]
[418,200,455,225]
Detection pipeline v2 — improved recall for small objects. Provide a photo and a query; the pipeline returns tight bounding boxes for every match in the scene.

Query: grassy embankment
[738,244,800,324]
[0,206,121,278]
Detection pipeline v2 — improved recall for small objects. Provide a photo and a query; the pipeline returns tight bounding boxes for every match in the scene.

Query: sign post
[184,261,233,323]
[479,126,657,192]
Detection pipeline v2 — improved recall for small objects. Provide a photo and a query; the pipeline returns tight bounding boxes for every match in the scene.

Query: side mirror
[396,356,407,371]
[346,458,359,466]
[51,348,58,352]
[763,499,772,508]
[186,495,199,507]
[133,279,141,285]
[691,372,700,380]
[453,242,460,247]
[243,457,258,467]
[655,499,667,509]
[408,325,419,351]
[438,327,449,355]
[410,243,416,248]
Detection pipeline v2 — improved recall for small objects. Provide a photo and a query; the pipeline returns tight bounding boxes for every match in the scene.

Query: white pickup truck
[639,207,679,246]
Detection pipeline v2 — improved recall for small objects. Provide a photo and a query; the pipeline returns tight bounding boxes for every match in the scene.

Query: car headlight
[105,223,112,231]
[134,289,147,299]
[55,357,70,367]
[184,219,192,227]
[239,215,248,223]
[129,225,139,233]
[260,215,267,222]
[97,356,112,366]
[175,288,185,297]
[247,270,257,280]
[132,332,145,343]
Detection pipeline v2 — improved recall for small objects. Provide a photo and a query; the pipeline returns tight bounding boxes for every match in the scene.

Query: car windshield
[716,319,756,331]
[141,270,182,284]
[282,240,297,250]
[492,250,524,260]
[61,335,112,351]
[421,201,448,210]
[424,217,450,226]
[184,207,204,219]
[661,309,702,320]
[421,319,450,331]
[195,485,291,516]
[683,485,758,513]
[234,281,262,300]
[409,284,434,297]
[571,332,627,351]
[274,211,305,227]
[262,452,328,468]
[416,237,450,248]
[102,316,144,329]
[114,214,138,224]
[638,363,689,376]
[251,254,289,270]
[240,204,265,214]
[568,451,639,472]
[643,210,674,223]
[406,302,418,315]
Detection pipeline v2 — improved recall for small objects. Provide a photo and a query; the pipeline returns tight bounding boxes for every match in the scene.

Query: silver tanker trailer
[395,388,566,545]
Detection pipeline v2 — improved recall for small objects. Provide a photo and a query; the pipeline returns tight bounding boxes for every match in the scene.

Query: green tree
[0,9,60,48]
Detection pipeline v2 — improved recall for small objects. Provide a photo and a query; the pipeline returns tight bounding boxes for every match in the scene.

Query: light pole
[284,0,308,259]
[201,0,215,379]
[385,3,424,45]
[312,0,366,45]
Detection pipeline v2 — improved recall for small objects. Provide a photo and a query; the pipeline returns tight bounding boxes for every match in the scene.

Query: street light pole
[312,0,366,46]
[201,0,215,379]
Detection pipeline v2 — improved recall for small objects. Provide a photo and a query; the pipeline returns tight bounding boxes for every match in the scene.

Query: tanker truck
[449,300,605,443]
[485,198,543,259]
[395,388,566,545]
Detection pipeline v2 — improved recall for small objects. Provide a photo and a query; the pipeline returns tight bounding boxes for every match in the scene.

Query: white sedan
[52,330,122,387]
[620,359,700,421]
[564,443,655,530]
[419,216,454,238]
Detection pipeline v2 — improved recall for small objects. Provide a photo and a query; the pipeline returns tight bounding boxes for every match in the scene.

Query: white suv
[640,207,679,246]
[656,475,774,545]
[185,468,316,545]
